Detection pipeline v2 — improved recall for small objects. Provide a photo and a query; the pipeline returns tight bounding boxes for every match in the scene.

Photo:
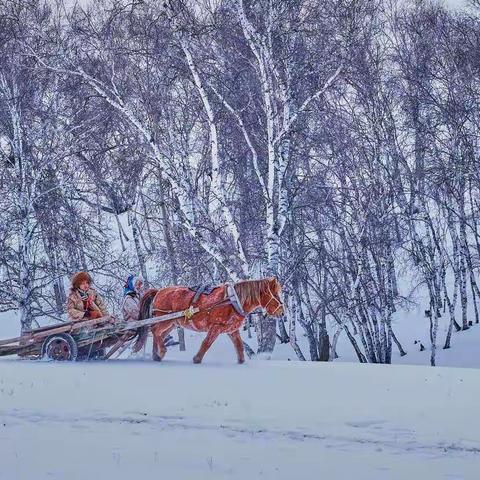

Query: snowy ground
[2,298,480,368]
[1,304,480,479]
[1,358,479,480]
[335,300,480,369]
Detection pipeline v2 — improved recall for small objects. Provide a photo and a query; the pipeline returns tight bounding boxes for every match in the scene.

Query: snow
[3,295,480,370]
[2,298,480,480]
[332,299,480,369]
[1,306,480,479]
[1,359,479,479]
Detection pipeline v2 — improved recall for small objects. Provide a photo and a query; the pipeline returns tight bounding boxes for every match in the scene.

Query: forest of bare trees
[1,0,480,365]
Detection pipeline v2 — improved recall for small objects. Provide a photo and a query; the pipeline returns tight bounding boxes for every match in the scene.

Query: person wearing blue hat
[122,275,144,322]
[122,275,177,349]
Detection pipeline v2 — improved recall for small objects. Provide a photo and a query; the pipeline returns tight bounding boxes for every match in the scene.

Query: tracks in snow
[2,409,480,458]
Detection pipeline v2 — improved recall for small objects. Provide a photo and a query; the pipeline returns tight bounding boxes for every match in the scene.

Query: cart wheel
[42,333,78,361]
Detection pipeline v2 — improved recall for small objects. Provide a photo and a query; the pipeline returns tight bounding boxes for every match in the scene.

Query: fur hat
[71,271,93,290]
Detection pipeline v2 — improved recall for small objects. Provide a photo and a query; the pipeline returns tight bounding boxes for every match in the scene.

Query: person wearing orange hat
[67,271,109,322]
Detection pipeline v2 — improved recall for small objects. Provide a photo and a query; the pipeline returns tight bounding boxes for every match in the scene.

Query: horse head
[262,277,284,317]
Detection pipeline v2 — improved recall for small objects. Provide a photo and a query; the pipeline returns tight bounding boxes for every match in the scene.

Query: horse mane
[234,278,277,305]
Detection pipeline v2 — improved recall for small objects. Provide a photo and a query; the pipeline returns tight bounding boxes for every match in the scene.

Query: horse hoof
[193,356,202,364]
[238,359,245,364]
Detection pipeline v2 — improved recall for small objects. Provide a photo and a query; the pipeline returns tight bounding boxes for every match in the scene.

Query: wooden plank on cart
[0,308,199,358]
[0,316,114,347]
[0,343,38,357]
[117,307,200,331]
[104,334,131,359]
[75,308,201,338]
[0,334,27,347]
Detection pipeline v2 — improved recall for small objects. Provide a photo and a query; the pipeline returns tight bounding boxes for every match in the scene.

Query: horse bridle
[263,286,284,315]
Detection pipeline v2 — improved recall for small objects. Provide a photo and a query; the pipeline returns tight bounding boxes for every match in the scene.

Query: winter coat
[122,293,141,322]
[67,288,108,321]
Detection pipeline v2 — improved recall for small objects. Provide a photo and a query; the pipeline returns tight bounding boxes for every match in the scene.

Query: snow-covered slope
[332,300,480,368]
[1,309,479,478]
[2,305,480,368]
[0,359,478,479]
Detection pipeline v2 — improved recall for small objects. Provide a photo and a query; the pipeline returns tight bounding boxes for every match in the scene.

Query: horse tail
[132,288,157,353]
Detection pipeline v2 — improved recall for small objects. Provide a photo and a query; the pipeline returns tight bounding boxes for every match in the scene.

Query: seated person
[122,275,145,322]
[122,274,177,347]
[67,271,109,322]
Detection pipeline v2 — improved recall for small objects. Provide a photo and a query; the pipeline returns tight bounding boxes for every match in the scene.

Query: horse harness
[189,284,216,305]
[151,282,284,321]
[152,283,246,319]
[189,283,246,316]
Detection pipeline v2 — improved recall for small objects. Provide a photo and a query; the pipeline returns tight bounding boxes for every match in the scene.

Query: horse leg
[228,330,245,364]
[160,324,176,346]
[152,334,163,362]
[152,320,175,362]
[193,327,222,364]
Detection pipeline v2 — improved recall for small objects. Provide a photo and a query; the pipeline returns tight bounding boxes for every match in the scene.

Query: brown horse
[134,278,284,364]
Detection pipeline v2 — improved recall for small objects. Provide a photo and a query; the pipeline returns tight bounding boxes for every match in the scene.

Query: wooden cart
[0,307,199,361]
